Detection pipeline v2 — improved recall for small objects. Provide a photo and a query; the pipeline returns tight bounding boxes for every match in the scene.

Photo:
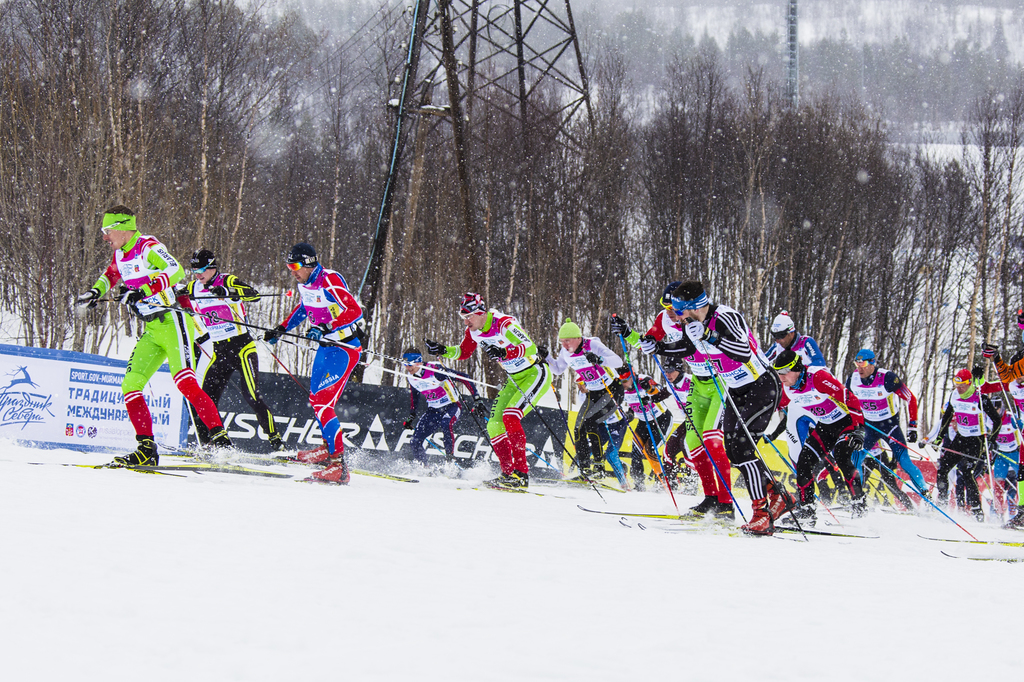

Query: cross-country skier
[992,383,1024,517]
[263,243,362,484]
[178,249,283,451]
[844,348,929,499]
[773,349,868,523]
[611,280,733,517]
[618,366,674,493]
[543,318,625,482]
[401,348,478,467]
[657,281,782,534]
[983,309,1024,383]
[927,368,1002,520]
[425,293,551,489]
[74,206,231,466]
[763,310,828,369]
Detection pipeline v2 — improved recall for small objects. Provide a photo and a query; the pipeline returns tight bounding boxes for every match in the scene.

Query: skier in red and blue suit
[264,243,362,484]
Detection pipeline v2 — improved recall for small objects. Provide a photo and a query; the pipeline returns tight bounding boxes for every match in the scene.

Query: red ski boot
[766,481,796,521]
[741,498,774,536]
[296,444,331,465]
[309,457,350,485]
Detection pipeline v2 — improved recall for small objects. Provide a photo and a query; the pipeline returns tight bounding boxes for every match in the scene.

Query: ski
[577,504,710,521]
[128,462,293,478]
[542,478,627,493]
[940,551,1024,563]
[30,462,187,477]
[464,485,566,499]
[774,525,878,539]
[351,469,419,483]
[918,535,1024,548]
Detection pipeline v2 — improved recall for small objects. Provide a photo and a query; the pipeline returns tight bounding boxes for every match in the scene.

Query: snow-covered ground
[3,440,1020,681]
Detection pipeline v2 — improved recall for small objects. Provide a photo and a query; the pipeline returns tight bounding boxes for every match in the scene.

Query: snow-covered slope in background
[3,441,1020,681]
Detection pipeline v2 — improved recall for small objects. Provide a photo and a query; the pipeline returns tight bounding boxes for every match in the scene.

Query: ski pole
[547,379,584,478]
[613,317,735,498]
[864,452,980,540]
[691,336,808,539]
[364,348,503,391]
[497,359,606,501]
[644,349,748,522]
[258,339,311,395]
[609,342,682,509]
[601,381,679,511]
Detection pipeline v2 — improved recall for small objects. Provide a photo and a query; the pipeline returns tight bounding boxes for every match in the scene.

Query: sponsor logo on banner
[0,344,188,453]
[0,366,56,430]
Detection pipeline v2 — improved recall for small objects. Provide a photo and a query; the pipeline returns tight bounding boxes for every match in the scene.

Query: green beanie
[558,317,582,339]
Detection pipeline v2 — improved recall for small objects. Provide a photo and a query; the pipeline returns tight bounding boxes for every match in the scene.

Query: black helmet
[287,242,318,267]
[772,348,804,375]
[190,249,217,272]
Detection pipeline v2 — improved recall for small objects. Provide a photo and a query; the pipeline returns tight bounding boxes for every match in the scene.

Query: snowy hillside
[4,441,1021,681]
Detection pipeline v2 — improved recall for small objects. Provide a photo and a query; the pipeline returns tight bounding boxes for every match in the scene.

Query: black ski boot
[712,500,735,520]
[268,433,285,452]
[113,436,158,467]
[686,495,717,517]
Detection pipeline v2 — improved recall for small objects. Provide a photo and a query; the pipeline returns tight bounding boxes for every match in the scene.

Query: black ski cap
[287,242,318,267]
[190,249,217,271]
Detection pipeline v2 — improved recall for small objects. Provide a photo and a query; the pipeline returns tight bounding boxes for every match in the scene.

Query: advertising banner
[207,372,568,476]
[0,344,188,453]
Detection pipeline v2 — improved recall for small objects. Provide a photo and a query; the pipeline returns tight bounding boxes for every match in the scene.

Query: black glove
[535,345,549,362]
[116,286,144,308]
[906,427,918,445]
[484,344,507,361]
[847,425,865,452]
[610,315,631,337]
[424,338,447,356]
[402,415,415,429]
[972,365,985,381]
[471,397,490,416]
[208,285,228,298]
[75,288,101,309]
[584,351,603,366]
[264,325,286,345]
[982,343,1001,362]
[638,377,653,392]
[194,333,211,346]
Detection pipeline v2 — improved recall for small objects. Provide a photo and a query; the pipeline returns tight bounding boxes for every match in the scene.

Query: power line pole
[359,0,594,321]
[786,0,799,109]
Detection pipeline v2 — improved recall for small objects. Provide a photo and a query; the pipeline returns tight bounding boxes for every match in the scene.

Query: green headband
[102,213,137,232]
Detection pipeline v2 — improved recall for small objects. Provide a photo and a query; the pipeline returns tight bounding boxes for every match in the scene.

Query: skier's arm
[90,257,123,296]
[813,370,863,426]
[496,316,536,360]
[279,302,308,331]
[690,308,751,363]
[802,337,827,367]
[588,338,623,371]
[140,240,183,295]
[443,328,478,361]
[995,355,1024,384]
[322,271,363,331]
[223,274,260,302]
[441,365,479,396]
[982,396,1002,433]
[885,372,919,424]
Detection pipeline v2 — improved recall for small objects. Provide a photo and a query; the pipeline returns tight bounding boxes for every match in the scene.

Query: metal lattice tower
[785,0,799,108]
[359,0,594,314]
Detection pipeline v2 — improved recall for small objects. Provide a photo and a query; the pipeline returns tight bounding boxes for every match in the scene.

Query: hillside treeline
[1,0,1022,426]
